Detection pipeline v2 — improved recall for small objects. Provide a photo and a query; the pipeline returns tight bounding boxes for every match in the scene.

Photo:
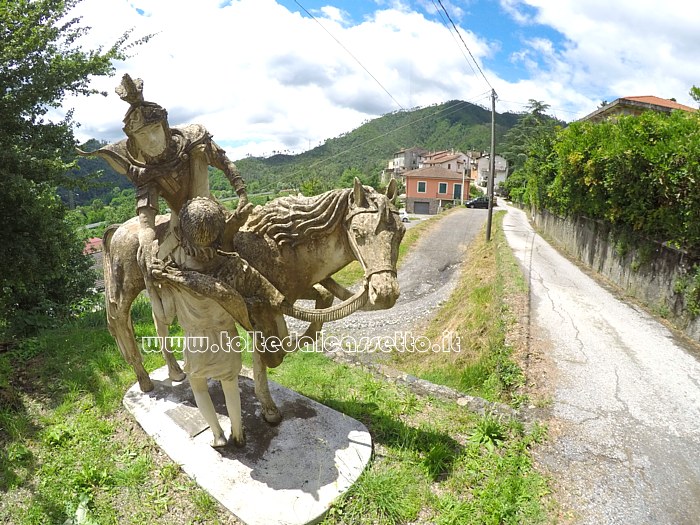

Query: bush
[0,177,96,337]
[521,110,700,252]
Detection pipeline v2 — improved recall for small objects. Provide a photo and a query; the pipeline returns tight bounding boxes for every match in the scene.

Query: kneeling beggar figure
[86,75,405,446]
[156,196,286,448]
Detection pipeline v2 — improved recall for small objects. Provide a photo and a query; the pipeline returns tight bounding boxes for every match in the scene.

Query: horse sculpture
[103,178,405,424]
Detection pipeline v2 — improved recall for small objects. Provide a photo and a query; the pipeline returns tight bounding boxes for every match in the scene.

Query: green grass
[393,211,528,404]
[0,210,551,524]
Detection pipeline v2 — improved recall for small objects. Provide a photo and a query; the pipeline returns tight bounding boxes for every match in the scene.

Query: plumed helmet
[116,74,169,136]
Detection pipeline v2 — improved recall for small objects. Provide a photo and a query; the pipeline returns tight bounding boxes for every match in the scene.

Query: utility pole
[486,88,497,241]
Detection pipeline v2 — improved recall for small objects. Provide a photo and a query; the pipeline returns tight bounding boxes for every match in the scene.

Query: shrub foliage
[0,0,143,336]
[507,109,700,253]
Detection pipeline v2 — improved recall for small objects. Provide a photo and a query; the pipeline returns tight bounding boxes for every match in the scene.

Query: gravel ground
[287,208,488,358]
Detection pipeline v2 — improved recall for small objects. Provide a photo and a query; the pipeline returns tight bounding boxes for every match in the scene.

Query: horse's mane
[245,188,353,246]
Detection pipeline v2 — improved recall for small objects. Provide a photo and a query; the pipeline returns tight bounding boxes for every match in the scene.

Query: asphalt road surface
[502,202,700,524]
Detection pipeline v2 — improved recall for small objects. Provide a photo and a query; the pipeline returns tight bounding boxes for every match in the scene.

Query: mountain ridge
[66,99,522,205]
[236,99,521,191]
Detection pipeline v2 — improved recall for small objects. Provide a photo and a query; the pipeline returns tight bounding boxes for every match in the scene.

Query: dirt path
[323,207,487,341]
[502,202,700,525]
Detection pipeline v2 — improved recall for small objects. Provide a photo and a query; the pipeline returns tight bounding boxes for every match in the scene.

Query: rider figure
[82,74,252,320]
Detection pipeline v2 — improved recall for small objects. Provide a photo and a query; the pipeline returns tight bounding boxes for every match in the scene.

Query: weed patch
[393,211,527,403]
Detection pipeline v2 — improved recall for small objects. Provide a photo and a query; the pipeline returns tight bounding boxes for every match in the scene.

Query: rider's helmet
[116,74,173,162]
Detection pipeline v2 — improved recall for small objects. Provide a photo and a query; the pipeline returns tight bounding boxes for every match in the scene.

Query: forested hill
[65,99,521,205]
[236,99,521,191]
[59,139,132,207]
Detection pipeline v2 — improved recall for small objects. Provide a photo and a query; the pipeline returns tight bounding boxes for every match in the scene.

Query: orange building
[405,166,470,214]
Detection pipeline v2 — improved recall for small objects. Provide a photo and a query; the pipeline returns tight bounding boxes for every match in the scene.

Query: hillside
[236,99,520,190]
[59,139,133,207]
[64,99,521,204]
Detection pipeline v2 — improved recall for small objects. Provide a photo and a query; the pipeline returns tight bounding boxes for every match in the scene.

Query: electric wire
[265,3,497,188]
[294,0,405,111]
[430,0,480,81]
[275,93,493,187]
[434,0,494,94]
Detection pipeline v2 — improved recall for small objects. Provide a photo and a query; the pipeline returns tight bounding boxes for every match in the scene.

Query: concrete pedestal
[123,364,372,525]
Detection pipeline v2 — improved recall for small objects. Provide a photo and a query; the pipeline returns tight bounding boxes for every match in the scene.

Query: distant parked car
[465,196,492,208]
[399,209,410,222]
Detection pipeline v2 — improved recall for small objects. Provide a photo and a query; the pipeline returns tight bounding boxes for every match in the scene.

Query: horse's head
[346,178,405,309]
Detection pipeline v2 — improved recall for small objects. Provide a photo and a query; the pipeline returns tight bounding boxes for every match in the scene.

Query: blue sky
[276,0,568,86]
[63,0,700,160]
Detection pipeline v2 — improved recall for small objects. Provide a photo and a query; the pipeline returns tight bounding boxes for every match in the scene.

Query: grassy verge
[0,209,551,524]
[0,301,230,525]
[393,211,528,405]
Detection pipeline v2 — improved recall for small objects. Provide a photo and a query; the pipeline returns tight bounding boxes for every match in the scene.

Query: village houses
[383,148,507,215]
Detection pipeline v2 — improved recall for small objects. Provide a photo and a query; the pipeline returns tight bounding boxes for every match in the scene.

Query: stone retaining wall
[530,208,700,342]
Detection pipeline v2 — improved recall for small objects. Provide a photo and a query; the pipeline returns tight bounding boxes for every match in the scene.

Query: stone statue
[80,74,252,388]
[102,180,405,426]
[91,76,406,444]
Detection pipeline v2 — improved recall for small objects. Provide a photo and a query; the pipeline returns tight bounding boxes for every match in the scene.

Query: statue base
[123,363,372,525]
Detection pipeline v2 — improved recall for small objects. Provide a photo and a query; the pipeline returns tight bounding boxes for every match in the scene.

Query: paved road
[501,202,700,524]
[324,207,488,340]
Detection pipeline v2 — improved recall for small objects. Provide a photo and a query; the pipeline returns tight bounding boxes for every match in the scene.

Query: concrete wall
[531,209,700,342]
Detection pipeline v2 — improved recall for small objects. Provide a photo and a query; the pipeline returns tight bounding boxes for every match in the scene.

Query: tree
[299,176,329,196]
[0,0,143,336]
[339,166,380,189]
[500,100,564,203]
[690,85,700,107]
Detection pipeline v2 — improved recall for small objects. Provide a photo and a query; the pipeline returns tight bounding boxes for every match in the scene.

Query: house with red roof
[83,237,102,254]
[405,166,470,215]
[580,95,696,123]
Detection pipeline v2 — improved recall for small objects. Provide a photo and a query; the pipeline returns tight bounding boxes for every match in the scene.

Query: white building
[476,155,508,193]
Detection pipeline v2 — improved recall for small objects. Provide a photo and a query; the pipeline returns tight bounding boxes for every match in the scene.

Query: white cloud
[61,0,700,160]
[319,5,350,24]
[498,0,700,117]
[64,0,497,160]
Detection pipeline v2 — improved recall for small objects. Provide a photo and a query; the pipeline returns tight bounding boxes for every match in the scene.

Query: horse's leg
[251,304,299,424]
[105,290,154,392]
[252,347,282,425]
[189,376,227,447]
[151,308,186,382]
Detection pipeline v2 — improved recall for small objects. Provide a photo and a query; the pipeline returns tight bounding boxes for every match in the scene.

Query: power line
[269,95,494,186]
[434,0,494,93]
[497,98,581,119]
[430,0,480,81]
[303,94,493,171]
[275,2,498,187]
[294,0,405,111]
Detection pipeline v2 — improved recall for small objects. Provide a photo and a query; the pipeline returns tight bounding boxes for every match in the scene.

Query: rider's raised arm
[206,139,248,207]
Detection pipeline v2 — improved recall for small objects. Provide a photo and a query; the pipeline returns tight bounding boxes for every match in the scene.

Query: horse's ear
[385,178,398,201]
[353,177,367,207]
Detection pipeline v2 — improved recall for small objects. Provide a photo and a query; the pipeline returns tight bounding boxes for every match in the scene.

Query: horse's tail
[102,224,122,314]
